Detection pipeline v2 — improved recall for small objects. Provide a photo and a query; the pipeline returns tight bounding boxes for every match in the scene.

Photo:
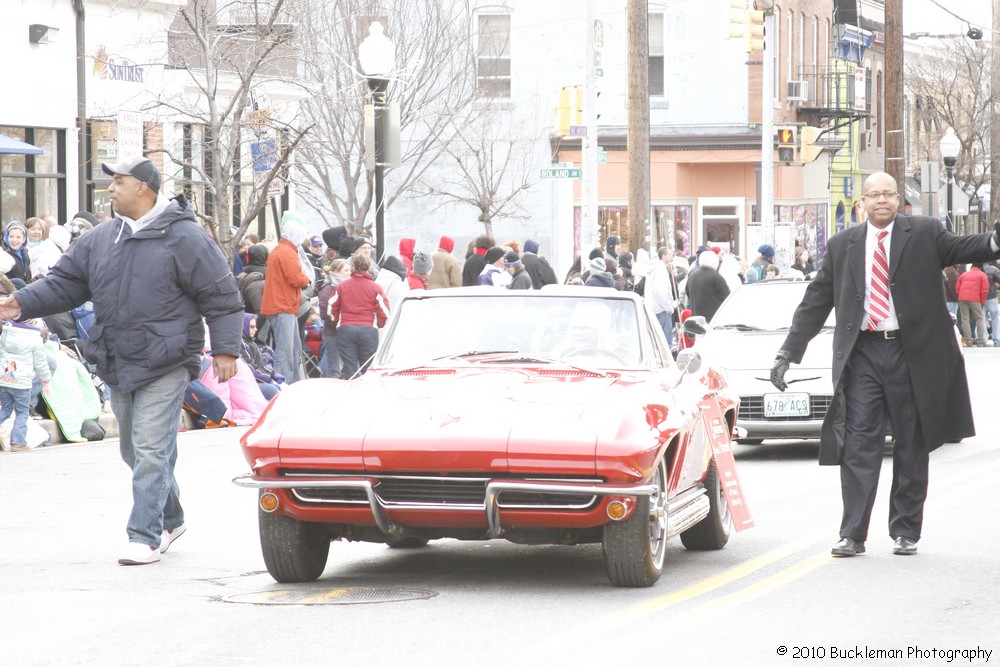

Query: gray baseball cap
[101,157,161,192]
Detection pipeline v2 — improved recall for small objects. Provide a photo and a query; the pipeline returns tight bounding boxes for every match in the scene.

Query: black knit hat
[485,246,506,264]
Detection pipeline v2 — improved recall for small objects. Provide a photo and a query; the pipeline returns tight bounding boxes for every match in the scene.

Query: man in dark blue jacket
[0,157,244,566]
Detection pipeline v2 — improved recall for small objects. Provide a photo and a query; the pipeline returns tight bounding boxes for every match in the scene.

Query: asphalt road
[2,350,999,666]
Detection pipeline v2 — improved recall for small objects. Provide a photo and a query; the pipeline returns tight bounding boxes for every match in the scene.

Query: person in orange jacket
[260,215,311,383]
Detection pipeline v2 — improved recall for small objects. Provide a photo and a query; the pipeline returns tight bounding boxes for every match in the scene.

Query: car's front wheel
[679,459,731,550]
[602,457,668,588]
[259,501,330,583]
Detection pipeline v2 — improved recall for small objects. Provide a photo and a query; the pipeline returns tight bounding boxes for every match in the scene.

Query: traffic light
[552,86,583,137]
[776,126,797,163]
[745,6,765,51]
[799,126,823,163]
[726,1,766,52]
[726,1,747,41]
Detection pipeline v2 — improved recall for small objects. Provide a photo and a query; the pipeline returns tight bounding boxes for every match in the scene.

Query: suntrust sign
[92,46,144,83]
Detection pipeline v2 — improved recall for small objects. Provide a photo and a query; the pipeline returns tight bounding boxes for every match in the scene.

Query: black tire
[602,457,668,588]
[680,459,732,550]
[385,535,429,549]
[736,438,764,446]
[259,504,330,583]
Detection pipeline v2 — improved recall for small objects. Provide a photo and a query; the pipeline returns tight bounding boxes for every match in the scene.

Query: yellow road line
[610,534,823,624]
[672,550,831,628]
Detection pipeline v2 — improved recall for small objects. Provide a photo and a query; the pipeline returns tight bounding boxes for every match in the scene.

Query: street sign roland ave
[540,167,582,179]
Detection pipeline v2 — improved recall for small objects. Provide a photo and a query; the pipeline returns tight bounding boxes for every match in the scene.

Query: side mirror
[683,316,709,336]
[676,348,702,375]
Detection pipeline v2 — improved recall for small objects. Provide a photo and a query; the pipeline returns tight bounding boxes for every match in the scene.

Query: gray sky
[902,0,992,35]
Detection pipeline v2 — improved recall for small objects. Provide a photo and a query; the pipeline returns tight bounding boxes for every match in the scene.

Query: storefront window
[572,204,694,257]
[652,205,692,256]
[776,203,829,263]
[1,126,65,225]
[91,121,117,181]
[1,177,27,223]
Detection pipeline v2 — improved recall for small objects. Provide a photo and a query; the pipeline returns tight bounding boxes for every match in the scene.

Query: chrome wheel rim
[648,458,669,569]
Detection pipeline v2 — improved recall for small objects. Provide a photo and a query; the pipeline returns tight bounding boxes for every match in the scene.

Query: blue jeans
[337,325,378,379]
[0,386,32,445]
[256,381,280,400]
[321,331,342,378]
[985,298,1000,344]
[110,367,188,548]
[656,310,675,350]
[269,312,303,384]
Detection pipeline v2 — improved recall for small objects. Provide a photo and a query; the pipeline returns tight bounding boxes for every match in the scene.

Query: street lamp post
[940,127,960,233]
[360,22,396,262]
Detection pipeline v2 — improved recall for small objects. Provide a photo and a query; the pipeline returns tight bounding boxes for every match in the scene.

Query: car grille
[739,395,833,421]
[286,473,600,510]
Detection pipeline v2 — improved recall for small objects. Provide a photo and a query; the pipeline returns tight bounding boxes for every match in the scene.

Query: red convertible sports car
[234,287,742,587]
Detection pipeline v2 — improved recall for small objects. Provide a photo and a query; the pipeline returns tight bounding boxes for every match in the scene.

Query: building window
[772,7,780,101]
[0,126,65,225]
[649,12,665,97]
[702,204,740,255]
[786,10,793,86]
[876,69,883,149]
[179,123,213,218]
[811,16,818,77]
[476,13,511,98]
[797,13,804,77]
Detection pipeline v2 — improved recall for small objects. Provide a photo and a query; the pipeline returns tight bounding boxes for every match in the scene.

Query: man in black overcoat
[770,171,1000,557]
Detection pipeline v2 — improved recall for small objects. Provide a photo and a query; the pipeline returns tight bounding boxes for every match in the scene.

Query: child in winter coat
[0,320,52,451]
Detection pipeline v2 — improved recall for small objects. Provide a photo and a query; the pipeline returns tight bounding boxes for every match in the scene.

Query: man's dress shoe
[892,537,918,555]
[831,537,865,557]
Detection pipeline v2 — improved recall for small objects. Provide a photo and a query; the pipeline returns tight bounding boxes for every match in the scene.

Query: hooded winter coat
[237,244,268,313]
[0,321,52,390]
[398,238,416,273]
[14,195,244,393]
[2,221,31,283]
[430,236,462,289]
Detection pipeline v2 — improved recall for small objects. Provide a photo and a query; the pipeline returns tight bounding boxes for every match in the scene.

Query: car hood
[694,329,833,371]
[274,368,636,475]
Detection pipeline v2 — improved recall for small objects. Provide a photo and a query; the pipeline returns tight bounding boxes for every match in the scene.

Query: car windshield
[710,281,835,331]
[377,294,646,369]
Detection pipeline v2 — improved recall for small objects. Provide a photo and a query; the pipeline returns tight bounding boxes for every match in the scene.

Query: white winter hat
[49,225,72,252]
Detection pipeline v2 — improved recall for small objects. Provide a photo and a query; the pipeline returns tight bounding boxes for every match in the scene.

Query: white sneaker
[160,524,187,554]
[118,541,161,565]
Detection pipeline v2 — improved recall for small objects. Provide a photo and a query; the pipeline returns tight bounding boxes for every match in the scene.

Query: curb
[33,408,198,447]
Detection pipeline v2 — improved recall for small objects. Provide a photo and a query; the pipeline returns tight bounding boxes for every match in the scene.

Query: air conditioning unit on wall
[787,80,808,102]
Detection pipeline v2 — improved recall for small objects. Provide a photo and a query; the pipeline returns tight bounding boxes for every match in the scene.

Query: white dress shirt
[864,221,899,331]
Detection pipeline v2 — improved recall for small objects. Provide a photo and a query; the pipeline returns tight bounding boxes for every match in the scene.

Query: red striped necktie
[867,230,890,330]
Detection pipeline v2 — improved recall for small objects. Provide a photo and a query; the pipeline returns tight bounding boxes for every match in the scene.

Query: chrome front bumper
[232,474,658,538]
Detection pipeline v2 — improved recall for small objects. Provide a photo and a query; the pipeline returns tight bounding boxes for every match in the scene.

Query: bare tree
[294,0,477,235]
[905,38,993,209]
[141,0,314,260]
[412,103,543,239]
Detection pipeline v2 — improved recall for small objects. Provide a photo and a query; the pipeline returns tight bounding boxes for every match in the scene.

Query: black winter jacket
[15,196,244,392]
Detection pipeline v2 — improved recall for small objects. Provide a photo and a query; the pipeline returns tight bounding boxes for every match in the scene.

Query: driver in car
[551,301,616,358]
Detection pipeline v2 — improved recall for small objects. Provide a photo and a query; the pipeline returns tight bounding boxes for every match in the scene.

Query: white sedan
[687,279,834,445]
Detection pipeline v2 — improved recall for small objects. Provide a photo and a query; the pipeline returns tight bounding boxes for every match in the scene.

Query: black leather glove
[769,350,791,392]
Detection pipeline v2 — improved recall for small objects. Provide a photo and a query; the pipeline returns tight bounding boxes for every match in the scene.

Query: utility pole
[581,0,599,257]
[992,2,1000,225]
[883,0,904,186]
[626,0,650,254]
[760,8,775,246]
